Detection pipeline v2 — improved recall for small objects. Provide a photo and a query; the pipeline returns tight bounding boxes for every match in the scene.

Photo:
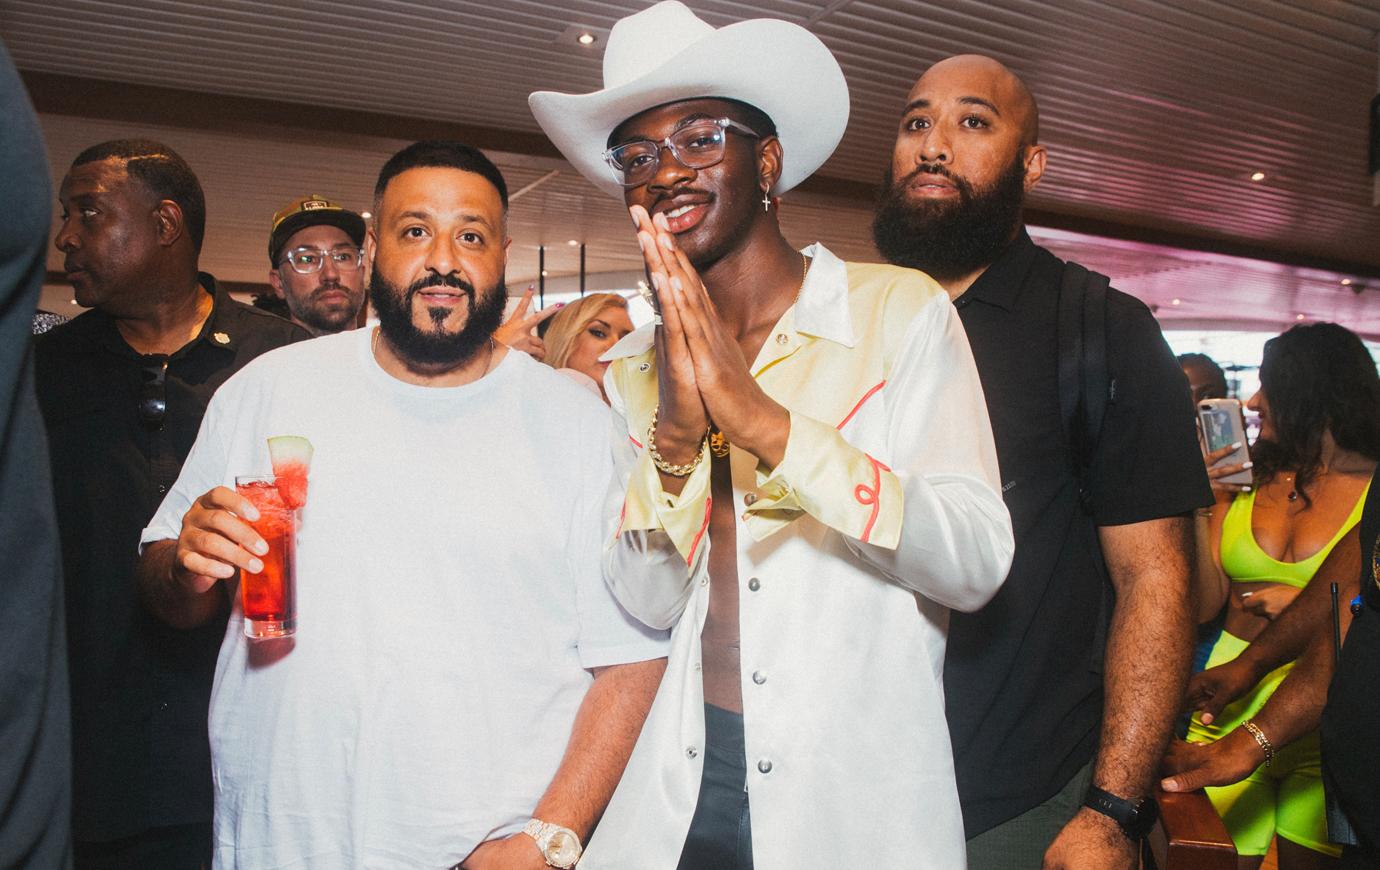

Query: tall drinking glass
[234,474,297,639]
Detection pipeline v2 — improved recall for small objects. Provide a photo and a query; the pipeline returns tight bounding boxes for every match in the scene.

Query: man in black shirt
[36,139,307,868]
[0,42,71,870]
[873,55,1212,868]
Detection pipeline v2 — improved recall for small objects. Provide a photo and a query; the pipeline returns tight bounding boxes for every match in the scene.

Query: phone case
[1198,399,1252,486]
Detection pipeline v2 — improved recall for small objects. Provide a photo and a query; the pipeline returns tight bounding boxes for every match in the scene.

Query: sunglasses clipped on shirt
[138,356,169,429]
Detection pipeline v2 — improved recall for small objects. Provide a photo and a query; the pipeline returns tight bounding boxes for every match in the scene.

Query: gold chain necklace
[709,252,811,459]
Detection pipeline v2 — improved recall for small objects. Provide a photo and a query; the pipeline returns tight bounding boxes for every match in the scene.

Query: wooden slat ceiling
[6,0,1380,333]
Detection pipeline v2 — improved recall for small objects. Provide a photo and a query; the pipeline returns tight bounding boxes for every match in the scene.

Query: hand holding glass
[234,474,297,638]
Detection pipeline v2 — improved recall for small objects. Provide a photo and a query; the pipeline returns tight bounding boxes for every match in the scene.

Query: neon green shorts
[1186,629,1341,858]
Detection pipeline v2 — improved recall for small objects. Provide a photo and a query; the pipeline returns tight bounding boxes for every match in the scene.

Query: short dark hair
[723,99,777,140]
[1177,352,1228,399]
[373,141,508,212]
[72,139,206,253]
[1251,322,1380,503]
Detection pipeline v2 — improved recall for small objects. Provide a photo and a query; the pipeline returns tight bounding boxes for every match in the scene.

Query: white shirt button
[743,492,758,506]
[748,577,761,591]
[758,759,773,774]
[700,576,709,587]
[687,747,698,759]
[752,670,766,685]
[775,334,789,345]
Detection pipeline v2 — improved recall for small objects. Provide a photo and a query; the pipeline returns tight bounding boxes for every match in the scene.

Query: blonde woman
[542,292,633,403]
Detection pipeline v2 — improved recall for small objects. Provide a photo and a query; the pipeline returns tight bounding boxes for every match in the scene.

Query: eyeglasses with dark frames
[603,118,761,188]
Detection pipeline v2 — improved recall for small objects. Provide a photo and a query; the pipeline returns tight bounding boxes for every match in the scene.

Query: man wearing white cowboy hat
[531,4,1014,868]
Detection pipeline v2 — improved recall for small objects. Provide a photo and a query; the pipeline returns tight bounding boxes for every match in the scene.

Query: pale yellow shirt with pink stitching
[583,243,1013,870]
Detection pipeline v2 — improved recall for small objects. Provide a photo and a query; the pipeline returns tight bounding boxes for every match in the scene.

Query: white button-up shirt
[583,244,1014,869]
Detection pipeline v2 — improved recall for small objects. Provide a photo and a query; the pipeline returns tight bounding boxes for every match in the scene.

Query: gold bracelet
[1241,719,1274,767]
[647,406,705,477]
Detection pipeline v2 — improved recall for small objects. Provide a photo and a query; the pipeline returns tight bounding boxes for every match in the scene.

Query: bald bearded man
[873,56,1212,868]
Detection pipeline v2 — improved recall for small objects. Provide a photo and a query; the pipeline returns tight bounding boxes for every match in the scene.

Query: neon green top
[1219,481,1370,589]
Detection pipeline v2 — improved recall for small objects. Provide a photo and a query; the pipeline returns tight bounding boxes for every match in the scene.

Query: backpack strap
[1056,260,1112,512]
[1057,259,1117,674]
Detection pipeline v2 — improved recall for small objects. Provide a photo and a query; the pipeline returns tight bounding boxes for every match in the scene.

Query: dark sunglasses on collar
[138,356,170,429]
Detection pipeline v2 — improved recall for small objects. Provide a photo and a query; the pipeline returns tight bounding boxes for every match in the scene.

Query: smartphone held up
[1198,398,1253,487]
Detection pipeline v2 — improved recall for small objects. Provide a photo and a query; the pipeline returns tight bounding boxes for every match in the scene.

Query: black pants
[678,704,754,870]
[75,822,211,870]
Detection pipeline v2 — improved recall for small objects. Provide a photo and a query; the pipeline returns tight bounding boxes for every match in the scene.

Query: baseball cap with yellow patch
[268,195,366,265]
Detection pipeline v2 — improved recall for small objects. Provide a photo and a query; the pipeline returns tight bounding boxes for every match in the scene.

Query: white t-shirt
[142,330,667,869]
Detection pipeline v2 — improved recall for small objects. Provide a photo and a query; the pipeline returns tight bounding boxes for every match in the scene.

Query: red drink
[235,476,297,639]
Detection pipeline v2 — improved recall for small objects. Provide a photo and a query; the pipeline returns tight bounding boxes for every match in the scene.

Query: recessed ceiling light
[70,299,77,305]
[1296,313,1306,321]
[541,270,549,277]
[1170,298,1181,306]
[557,24,605,49]
[1250,171,1266,182]
[1341,278,1353,286]
[567,239,580,247]
[360,211,372,219]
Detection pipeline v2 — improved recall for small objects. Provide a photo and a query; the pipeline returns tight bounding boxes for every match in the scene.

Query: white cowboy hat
[528,1,850,199]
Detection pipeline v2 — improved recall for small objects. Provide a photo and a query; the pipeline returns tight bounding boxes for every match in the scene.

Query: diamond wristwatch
[521,818,582,868]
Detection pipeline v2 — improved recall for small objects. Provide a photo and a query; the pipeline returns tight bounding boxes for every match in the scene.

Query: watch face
[547,830,581,864]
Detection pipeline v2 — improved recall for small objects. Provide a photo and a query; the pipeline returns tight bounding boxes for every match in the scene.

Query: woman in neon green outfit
[1188,323,1380,870]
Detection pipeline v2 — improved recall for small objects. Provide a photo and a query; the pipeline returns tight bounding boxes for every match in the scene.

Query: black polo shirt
[945,229,1211,837]
[35,276,307,842]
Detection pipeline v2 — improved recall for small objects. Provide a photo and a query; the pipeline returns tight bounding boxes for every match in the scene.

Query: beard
[871,153,1028,282]
[369,270,507,371]
[290,284,361,336]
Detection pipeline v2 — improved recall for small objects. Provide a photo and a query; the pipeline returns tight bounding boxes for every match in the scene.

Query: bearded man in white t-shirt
[136,141,668,870]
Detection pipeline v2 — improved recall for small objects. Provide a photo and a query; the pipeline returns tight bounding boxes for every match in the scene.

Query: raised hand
[494,287,560,361]
[631,205,709,466]
[632,205,790,468]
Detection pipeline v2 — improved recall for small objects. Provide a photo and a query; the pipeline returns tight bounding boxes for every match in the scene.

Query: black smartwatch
[1084,785,1159,840]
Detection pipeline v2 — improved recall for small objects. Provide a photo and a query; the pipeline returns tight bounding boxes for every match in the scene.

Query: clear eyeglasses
[603,118,760,188]
[279,246,364,275]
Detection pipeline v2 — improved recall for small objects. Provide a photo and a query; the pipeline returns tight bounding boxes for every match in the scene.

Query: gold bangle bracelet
[647,406,705,477]
[1241,719,1274,767]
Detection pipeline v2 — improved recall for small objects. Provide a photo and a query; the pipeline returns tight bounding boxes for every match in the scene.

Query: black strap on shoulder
[1056,260,1112,512]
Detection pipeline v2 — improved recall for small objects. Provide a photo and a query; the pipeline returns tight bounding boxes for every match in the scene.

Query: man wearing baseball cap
[531,3,1013,867]
[266,194,367,336]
